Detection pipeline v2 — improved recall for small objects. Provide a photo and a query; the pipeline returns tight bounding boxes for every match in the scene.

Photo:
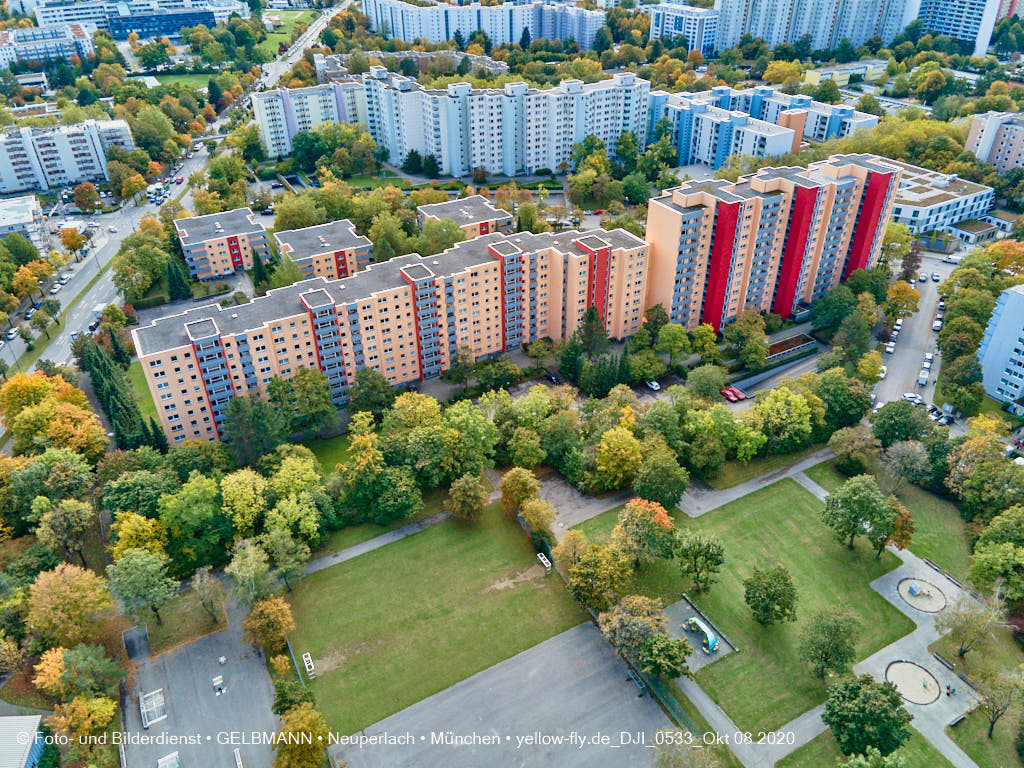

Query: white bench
[302,652,316,679]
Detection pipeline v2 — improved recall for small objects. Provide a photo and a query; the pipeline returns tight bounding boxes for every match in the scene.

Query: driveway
[333,622,671,768]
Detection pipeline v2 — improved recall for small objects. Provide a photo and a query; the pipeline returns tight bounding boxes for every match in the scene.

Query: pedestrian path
[304,511,451,575]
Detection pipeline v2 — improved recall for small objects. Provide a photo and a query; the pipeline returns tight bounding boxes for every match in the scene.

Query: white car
[924,352,934,363]
[909,279,916,288]
[645,380,661,392]
[108,226,117,233]
[59,274,70,285]
[878,365,887,380]
[884,342,896,354]
[903,392,924,406]
[48,284,61,295]
[932,319,943,332]
[4,328,16,341]
[922,359,932,371]
[932,272,941,282]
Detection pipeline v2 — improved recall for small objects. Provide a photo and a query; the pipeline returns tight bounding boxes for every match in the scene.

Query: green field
[778,727,955,768]
[146,588,227,655]
[258,10,317,56]
[154,74,213,89]
[577,479,915,733]
[304,432,352,473]
[127,360,158,423]
[287,504,587,733]
[804,459,971,579]
[705,443,824,490]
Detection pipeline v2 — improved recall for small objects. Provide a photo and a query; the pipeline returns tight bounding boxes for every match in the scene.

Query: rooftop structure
[0,195,46,251]
[882,158,995,234]
[273,219,373,280]
[416,195,513,237]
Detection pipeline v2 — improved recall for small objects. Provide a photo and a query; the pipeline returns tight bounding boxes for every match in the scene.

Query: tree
[220,468,268,536]
[190,565,224,620]
[568,544,628,611]
[48,695,117,754]
[828,424,880,476]
[521,497,555,534]
[723,310,768,371]
[823,675,910,756]
[35,499,93,566]
[347,366,396,421]
[638,634,692,680]
[220,394,288,465]
[633,451,689,510]
[675,531,725,592]
[106,548,178,625]
[656,324,691,367]
[508,427,546,469]
[976,668,1023,738]
[799,608,859,679]
[261,527,310,592]
[881,440,929,490]
[595,426,643,490]
[273,194,326,233]
[811,285,858,331]
[273,702,328,768]
[597,595,666,658]
[609,498,676,567]
[74,182,99,213]
[207,77,223,107]
[445,473,489,522]
[822,474,888,549]
[500,466,540,516]
[243,595,295,653]
[970,542,1024,602]
[886,282,920,319]
[27,564,114,647]
[272,679,316,716]
[936,586,1005,658]
[0,632,23,677]
[422,154,440,179]
[754,387,813,454]
[686,364,727,399]
[401,149,423,174]
[871,401,931,448]
[580,306,609,356]
[743,565,798,626]
[30,310,51,339]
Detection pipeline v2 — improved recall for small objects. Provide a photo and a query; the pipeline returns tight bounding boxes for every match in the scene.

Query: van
[918,369,929,386]
[943,254,963,264]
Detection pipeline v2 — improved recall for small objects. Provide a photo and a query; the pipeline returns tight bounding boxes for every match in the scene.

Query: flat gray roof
[174,208,262,247]
[0,715,41,768]
[133,228,645,356]
[274,219,370,259]
[418,195,511,226]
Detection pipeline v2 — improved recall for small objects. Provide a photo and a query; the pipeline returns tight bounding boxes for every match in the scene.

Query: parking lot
[334,623,671,768]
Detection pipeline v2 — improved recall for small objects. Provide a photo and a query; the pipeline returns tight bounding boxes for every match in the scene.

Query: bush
[234,291,249,305]
[834,453,868,476]
[211,281,230,294]
[220,298,233,307]
[529,528,554,556]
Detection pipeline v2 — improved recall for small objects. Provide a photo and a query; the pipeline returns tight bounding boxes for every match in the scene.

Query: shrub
[133,295,168,310]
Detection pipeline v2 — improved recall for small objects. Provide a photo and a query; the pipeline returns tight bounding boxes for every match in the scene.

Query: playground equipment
[907,582,932,598]
[684,616,720,654]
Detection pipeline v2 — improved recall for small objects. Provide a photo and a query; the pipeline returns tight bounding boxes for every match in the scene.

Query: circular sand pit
[886,661,940,704]
[897,578,947,613]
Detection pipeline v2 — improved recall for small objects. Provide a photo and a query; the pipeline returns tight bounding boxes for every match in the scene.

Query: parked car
[726,386,747,400]
[59,274,70,285]
[919,271,928,282]
[720,388,738,402]
[938,414,955,426]
[884,342,896,354]
[890,330,899,341]
[909,279,916,288]
[918,369,929,386]
[87,318,101,333]
[4,328,15,341]
[903,392,924,406]
[108,226,117,233]
[878,365,887,380]
[49,284,62,295]
[645,380,661,392]
[932,319,943,332]
[175,176,184,184]
[24,307,35,320]
[924,352,934,363]
[922,359,931,371]
[932,272,941,282]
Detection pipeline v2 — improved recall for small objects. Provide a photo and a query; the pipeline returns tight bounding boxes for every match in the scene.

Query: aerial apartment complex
[133,228,649,441]
[273,219,373,281]
[360,0,606,48]
[713,0,998,56]
[174,208,271,281]
[0,119,135,194]
[647,3,720,56]
[12,0,247,37]
[648,85,879,169]
[417,196,514,239]
[253,67,650,177]
[0,24,95,67]
[966,111,1024,172]
[645,154,900,330]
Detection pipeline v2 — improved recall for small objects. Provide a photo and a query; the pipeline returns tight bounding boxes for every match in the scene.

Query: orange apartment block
[416,195,514,239]
[273,219,374,281]
[174,207,271,281]
[133,228,647,442]
[645,153,900,331]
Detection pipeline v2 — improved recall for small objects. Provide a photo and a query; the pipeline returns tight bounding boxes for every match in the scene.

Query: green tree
[686,363,727,399]
[35,499,94,567]
[799,607,859,679]
[597,595,666,657]
[272,679,315,716]
[508,426,546,469]
[106,548,179,625]
[445,473,489,522]
[261,527,310,592]
[347,367,396,421]
[633,451,689,510]
[638,634,692,681]
[743,565,798,626]
[871,401,931,448]
[656,323,691,367]
[675,531,725,592]
[976,668,1024,739]
[500,466,539,516]
[823,675,911,756]
[580,306,609,357]
[821,474,888,549]
[220,394,288,466]
[567,544,628,612]
[226,539,274,606]
[754,387,813,454]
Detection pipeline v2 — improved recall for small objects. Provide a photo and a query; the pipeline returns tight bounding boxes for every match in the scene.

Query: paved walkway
[304,511,452,576]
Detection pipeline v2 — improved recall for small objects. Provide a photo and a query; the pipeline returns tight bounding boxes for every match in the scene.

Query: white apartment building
[648,2,719,56]
[254,67,650,177]
[913,0,1000,56]
[0,24,95,67]
[0,119,135,194]
[360,0,606,49]
[882,158,995,234]
[978,284,1024,408]
[17,0,247,35]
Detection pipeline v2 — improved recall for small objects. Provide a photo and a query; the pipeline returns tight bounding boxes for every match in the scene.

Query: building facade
[18,0,245,37]
[0,119,134,194]
[273,219,373,281]
[253,67,650,177]
[644,154,900,330]
[134,228,648,442]
[647,3,720,56]
[173,208,271,281]
[966,111,1024,172]
[0,24,94,67]
[914,0,1000,56]
[359,0,606,48]
[417,195,514,239]
[978,284,1024,407]
[802,58,888,87]
[882,158,994,234]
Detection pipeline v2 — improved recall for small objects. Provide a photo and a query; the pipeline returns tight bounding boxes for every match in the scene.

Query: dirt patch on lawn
[483,565,546,593]
[316,641,378,675]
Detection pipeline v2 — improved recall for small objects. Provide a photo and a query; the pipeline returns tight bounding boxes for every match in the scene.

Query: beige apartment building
[174,207,271,281]
[134,228,647,442]
[416,195,514,239]
[966,111,1024,173]
[273,219,374,281]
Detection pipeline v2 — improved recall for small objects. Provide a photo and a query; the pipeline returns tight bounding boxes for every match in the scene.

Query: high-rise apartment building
[360,0,605,48]
[0,24,95,67]
[648,2,720,56]
[174,208,271,281]
[133,228,649,441]
[0,119,134,194]
[966,111,1024,172]
[273,220,374,281]
[644,154,900,330]
[978,284,1024,406]
[253,67,650,177]
[417,196,514,239]
[13,0,246,37]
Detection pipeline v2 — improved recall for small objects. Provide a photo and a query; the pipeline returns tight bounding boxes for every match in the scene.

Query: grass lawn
[804,459,971,580]
[128,360,158,423]
[705,443,823,490]
[154,74,212,89]
[576,479,915,734]
[258,10,316,56]
[287,504,587,734]
[146,588,228,656]
[778,727,955,768]
[932,623,1024,768]
[304,432,352,473]
[345,172,411,190]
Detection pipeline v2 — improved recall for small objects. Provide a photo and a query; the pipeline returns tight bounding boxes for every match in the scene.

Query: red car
[720,388,738,402]
[175,176,184,184]
[727,386,747,401]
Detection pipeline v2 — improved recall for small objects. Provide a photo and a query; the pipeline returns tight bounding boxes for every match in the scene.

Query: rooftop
[0,194,41,228]
[417,195,511,226]
[174,207,263,246]
[951,218,996,233]
[133,228,645,356]
[0,715,41,768]
[273,219,370,258]
[878,158,993,208]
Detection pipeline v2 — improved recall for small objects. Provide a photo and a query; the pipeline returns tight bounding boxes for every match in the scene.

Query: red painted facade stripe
[702,201,740,331]
[580,242,611,321]
[772,186,816,319]
[334,250,349,279]
[400,269,426,377]
[844,172,891,279]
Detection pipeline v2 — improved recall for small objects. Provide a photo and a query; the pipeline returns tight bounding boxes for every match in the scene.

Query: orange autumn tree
[0,372,107,462]
[609,498,676,568]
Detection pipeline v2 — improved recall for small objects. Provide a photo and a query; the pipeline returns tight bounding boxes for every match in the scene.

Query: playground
[286,504,586,734]
[576,479,916,733]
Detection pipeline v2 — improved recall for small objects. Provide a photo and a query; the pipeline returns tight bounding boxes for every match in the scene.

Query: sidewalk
[304,511,452,576]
